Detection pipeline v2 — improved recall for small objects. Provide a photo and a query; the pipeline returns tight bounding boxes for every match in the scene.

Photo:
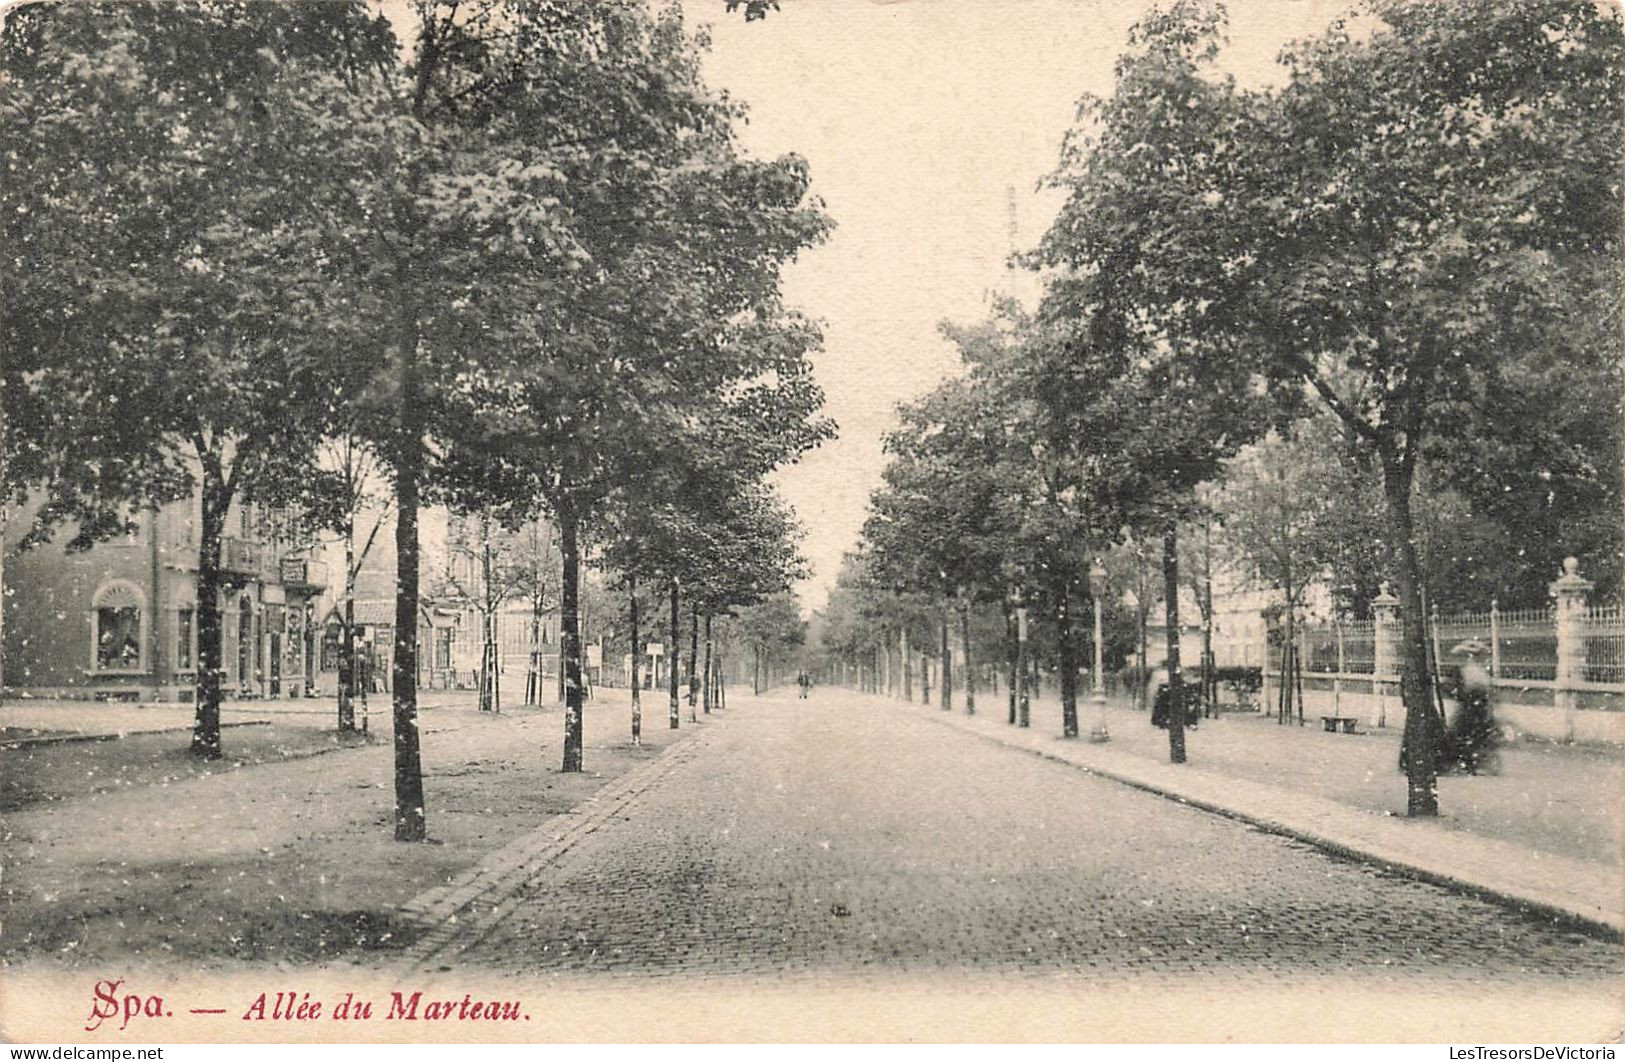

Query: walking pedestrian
[1446,638,1499,774]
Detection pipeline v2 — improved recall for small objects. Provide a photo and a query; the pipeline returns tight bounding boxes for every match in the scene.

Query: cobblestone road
[434,691,1622,992]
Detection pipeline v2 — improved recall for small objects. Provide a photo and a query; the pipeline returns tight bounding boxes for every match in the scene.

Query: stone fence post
[1372,583,1399,729]
[1489,598,1501,678]
[1550,556,1592,744]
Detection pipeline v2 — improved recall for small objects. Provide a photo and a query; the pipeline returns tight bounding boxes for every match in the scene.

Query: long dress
[1450,659,1498,774]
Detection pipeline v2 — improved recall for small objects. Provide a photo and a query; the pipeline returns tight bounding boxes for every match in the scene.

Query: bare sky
[700,0,1352,611]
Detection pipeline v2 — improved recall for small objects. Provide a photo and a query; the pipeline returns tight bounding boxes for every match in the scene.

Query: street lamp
[1089,558,1110,743]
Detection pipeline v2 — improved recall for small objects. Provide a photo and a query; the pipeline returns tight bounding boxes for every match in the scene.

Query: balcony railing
[221,537,270,579]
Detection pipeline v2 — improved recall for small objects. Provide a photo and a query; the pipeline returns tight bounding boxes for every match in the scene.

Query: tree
[865,371,1011,717]
[1,1,391,758]
[3,0,827,838]
[818,553,893,689]
[435,507,538,712]
[1234,0,1623,812]
[737,594,807,693]
[505,519,561,708]
[427,1,830,772]
[684,483,811,701]
[1178,506,1219,717]
[1208,422,1386,722]
[315,433,394,732]
[1031,0,1275,764]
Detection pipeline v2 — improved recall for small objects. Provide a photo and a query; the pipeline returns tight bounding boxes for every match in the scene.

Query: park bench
[1320,715,1358,734]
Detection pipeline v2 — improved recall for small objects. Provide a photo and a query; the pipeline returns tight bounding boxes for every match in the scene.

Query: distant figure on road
[797,669,811,699]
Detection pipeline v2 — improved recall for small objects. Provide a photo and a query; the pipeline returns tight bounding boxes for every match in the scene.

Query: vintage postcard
[1,0,1621,1046]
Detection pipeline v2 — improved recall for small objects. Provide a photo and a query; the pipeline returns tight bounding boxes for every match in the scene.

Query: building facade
[2,492,327,702]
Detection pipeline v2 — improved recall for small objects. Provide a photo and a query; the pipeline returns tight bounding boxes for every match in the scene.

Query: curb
[0,719,272,750]
[905,702,1624,942]
[393,717,721,973]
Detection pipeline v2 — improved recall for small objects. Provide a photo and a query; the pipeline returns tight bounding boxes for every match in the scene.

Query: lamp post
[1014,588,1030,728]
[1089,558,1109,743]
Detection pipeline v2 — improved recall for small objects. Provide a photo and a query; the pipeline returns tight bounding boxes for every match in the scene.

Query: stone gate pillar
[1372,584,1400,729]
[1550,556,1592,744]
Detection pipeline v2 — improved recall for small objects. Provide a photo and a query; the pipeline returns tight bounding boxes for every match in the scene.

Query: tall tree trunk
[556,641,566,704]
[961,601,976,715]
[1294,631,1306,727]
[1005,606,1017,725]
[939,611,952,711]
[0,402,6,699]
[629,574,641,744]
[1276,625,1289,723]
[1282,599,1297,724]
[1015,607,1030,728]
[709,646,718,702]
[1201,607,1215,717]
[687,609,699,720]
[578,553,592,704]
[1202,523,1215,718]
[190,466,231,760]
[338,515,356,732]
[702,613,713,715]
[478,518,496,712]
[1133,550,1148,711]
[556,567,566,705]
[668,579,681,729]
[1162,525,1187,765]
[526,590,541,706]
[901,627,912,701]
[1383,455,1439,815]
[560,511,584,772]
[391,340,427,840]
[1058,582,1078,738]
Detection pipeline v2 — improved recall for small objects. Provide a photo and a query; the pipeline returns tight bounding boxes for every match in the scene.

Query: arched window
[91,581,145,672]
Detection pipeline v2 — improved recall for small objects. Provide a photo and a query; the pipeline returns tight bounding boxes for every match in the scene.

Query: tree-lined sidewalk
[2,1,829,845]
[836,0,1623,823]
[888,687,1622,872]
[0,690,718,971]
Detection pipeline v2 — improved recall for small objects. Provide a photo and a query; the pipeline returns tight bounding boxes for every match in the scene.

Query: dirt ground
[0,689,705,974]
[1,722,367,812]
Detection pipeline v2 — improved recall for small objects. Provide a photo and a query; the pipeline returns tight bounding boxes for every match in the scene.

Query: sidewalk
[887,688,1624,937]
[0,686,710,970]
[0,688,482,743]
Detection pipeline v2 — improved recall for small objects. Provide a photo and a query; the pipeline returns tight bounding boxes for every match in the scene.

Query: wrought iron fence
[1584,603,1625,684]
[1282,602,1622,687]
